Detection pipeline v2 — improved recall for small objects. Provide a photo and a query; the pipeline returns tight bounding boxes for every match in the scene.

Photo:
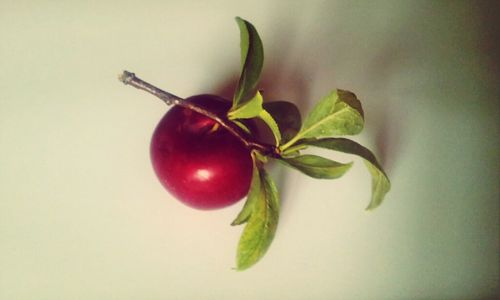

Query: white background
[1,1,498,299]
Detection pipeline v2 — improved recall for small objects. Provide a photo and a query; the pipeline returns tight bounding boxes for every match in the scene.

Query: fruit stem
[119,70,281,158]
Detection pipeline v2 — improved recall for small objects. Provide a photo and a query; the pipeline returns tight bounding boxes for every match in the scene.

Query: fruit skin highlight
[150,94,254,210]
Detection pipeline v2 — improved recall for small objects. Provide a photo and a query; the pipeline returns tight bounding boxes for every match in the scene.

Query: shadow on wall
[477,1,500,95]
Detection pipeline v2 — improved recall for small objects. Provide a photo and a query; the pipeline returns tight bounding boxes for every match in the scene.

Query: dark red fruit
[150,94,253,210]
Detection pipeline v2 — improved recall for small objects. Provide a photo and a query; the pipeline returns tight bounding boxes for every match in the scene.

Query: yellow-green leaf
[263,101,302,144]
[281,89,364,150]
[258,109,281,146]
[228,90,264,119]
[279,154,352,179]
[297,138,390,210]
[229,91,282,146]
[231,161,261,226]
[236,168,279,270]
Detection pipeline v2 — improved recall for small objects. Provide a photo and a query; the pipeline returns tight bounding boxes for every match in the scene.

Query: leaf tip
[235,258,255,271]
[234,16,248,27]
[230,218,246,226]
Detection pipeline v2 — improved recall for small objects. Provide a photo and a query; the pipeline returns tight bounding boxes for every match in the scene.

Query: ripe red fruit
[150,94,254,210]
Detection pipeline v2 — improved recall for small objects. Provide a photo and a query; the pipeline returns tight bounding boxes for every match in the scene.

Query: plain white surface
[0,1,498,299]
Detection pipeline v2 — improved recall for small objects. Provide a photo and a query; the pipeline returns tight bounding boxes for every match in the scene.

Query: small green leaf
[232,17,264,109]
[364,161,390,210]
[231,161,261,226]
[253,149,269,164]
[279,154,352,179]
[236,167,279,270]
[297,138,390,210]
[281,89,364,150]
[228,90,264,119]
[231,119,251,134]
[229,91,282,146]
[263,101,302,144]
[258,109,282,146]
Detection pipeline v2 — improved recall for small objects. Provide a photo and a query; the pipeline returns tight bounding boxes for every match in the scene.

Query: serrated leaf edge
[281,89,364,150]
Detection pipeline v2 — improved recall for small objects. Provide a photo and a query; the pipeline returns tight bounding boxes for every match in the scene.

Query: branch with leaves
[227,17,390,270]
[120,17,391,271]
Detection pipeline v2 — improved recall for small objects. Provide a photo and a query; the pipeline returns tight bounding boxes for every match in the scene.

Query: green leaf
[232,17,264,109]
[279,154,353,179]
[231,161,261,226]
[364,161,390,210]
[297,138,390,210]
[231,119,251,134]
[228,90,264,119]
[263,101,302,144]
[236,167,279,270]
[228,91,282,146]
[258,109,282,146]
[281,89,364,150]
